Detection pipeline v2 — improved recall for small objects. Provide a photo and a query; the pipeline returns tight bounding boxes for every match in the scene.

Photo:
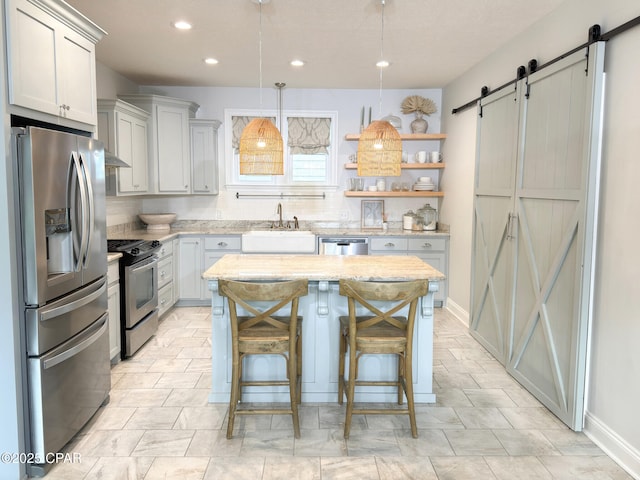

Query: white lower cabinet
[178,236,203,303]
[157,240,177,316]
[107,258,121,363]
[177,235,241,305]
[370,235,449,306]
[407,238,448,306]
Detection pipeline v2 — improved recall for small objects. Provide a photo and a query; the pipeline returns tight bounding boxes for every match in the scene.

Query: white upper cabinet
[118,94,199,194]
[190,119,221,195]
[97,99,150,195]
[6,0,105,127]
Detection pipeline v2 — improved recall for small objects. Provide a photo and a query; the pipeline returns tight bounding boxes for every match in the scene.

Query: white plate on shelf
[413,184,435,191]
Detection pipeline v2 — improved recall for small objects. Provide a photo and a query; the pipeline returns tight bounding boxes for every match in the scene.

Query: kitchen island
[203,254,445,403]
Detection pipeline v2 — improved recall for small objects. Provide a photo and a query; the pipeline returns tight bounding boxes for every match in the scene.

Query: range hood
[104,151,131,168]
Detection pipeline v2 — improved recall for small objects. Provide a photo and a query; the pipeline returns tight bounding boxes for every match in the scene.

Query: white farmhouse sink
[241,230,316,253]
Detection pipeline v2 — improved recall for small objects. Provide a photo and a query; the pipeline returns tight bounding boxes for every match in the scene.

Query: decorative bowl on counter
[138,213,177,231]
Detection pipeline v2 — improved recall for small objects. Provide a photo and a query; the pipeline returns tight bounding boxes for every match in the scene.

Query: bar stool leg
[404,350,418,438]
[289,352,301,438]
[227,355,240,439]
[337,332,346,405]
[344,346,357,439]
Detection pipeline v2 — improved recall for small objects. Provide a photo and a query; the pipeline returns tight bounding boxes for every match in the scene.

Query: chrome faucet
[276,203,283,229]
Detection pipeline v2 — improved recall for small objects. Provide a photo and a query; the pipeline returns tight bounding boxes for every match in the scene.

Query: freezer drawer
[27,314,110,458]
[25,278,107,356]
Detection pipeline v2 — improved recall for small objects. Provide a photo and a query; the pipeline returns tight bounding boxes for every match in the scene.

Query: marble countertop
[202,254,446,282]
[107,252,122,262]
[108,222,450,243]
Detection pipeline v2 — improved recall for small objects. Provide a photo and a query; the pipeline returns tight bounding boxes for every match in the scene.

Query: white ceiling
[66,0,567,89]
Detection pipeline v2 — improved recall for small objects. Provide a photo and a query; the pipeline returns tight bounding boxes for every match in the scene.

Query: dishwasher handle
[319,237,369,255]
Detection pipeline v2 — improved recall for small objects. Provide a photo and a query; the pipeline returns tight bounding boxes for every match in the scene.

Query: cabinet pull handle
[218,242,228,247]
[423,242,432,248]
[384,242,395,247]
[160,270,166,277]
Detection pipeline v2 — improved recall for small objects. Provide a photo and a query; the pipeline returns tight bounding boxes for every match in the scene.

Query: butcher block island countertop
[204,254,444,404]
[202,254,446,282]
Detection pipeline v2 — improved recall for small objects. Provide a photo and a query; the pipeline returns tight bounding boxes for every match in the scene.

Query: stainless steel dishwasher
[318,237,369,255]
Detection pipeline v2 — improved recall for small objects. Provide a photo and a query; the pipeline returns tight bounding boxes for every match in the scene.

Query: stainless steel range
[108,239,161,358]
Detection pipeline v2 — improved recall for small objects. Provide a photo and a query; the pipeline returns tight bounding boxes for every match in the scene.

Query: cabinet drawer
[204,236,241,251]
[158,282,173,315]
[107,260,120,285]
[407,238,447,252]
[158,256,173,289]
[370,237,407,252]
[158,241,174,258]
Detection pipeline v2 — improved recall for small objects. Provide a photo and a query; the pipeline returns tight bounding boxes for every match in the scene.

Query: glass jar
[403,210,416,230]
[417,203,438,231]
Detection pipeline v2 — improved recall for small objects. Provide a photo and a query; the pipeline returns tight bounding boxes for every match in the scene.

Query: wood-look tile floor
[44,307,632,479]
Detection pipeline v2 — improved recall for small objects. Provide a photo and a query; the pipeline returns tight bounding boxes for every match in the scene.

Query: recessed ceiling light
[376,60,390,68]
[290,59,304,67]
[173,20,192,30]
[204,58,219,65]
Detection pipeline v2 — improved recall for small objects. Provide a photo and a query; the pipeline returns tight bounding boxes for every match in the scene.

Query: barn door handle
[506,213,517,240]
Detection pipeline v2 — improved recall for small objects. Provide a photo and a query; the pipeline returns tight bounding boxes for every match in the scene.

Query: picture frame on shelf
[361,199,384,230]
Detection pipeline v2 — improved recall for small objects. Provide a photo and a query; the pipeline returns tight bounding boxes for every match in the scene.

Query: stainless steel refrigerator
[13,126,110,475]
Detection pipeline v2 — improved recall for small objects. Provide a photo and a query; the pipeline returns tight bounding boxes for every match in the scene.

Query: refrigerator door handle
[72,152,90,271]
[43,313,108,370]
[67,153,81,272]
[78,153,94,268]
[40,279,106,321]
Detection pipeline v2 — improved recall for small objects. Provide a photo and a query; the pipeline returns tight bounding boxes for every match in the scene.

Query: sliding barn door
[508,43,605,430]
[469,85,521,363]
[470,42,605,430]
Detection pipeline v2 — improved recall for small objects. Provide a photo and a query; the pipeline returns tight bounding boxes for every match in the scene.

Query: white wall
[135,85,443,227]
[441,0,640,476]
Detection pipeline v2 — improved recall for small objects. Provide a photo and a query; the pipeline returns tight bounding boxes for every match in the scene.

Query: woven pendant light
[357,0,401,177]
[357,120,402,176]
[239,0,284,175]
[239,118,283,175]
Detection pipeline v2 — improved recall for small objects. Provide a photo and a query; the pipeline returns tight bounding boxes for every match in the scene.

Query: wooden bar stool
[218,279,308,439]
[337,279,428,438]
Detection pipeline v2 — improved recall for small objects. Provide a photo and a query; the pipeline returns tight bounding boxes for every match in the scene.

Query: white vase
[410,112,428,133]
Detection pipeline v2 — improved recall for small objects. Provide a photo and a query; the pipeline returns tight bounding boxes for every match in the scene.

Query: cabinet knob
[185,185,188,188]
[160,270,166,277]
[218,242,228,247]
[204,185,208,189]
[160,299,166,305]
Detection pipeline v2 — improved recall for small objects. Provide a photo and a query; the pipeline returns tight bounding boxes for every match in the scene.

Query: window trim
[224,108,339,191]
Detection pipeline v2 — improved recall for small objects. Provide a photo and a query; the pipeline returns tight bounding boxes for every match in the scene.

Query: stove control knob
[152,240,160,248]
[131,247,140,255]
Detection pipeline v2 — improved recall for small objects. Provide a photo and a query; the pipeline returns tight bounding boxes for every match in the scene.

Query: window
[224,109,338,190]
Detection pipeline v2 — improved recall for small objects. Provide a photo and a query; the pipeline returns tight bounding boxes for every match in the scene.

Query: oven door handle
[43,313,108,370]
[129,255,158,273]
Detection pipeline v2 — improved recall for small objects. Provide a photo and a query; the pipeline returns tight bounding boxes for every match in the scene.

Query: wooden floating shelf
[344,191,444,198]
[344,163,445,170]
[345,133,447,141]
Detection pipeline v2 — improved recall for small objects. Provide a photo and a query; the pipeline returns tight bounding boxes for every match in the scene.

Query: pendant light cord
[378,0,386,117]
[258,0,264,109]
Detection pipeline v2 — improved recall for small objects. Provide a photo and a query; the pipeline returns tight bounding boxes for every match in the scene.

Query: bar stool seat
[218,279,308,439]
[337,279,428,438]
